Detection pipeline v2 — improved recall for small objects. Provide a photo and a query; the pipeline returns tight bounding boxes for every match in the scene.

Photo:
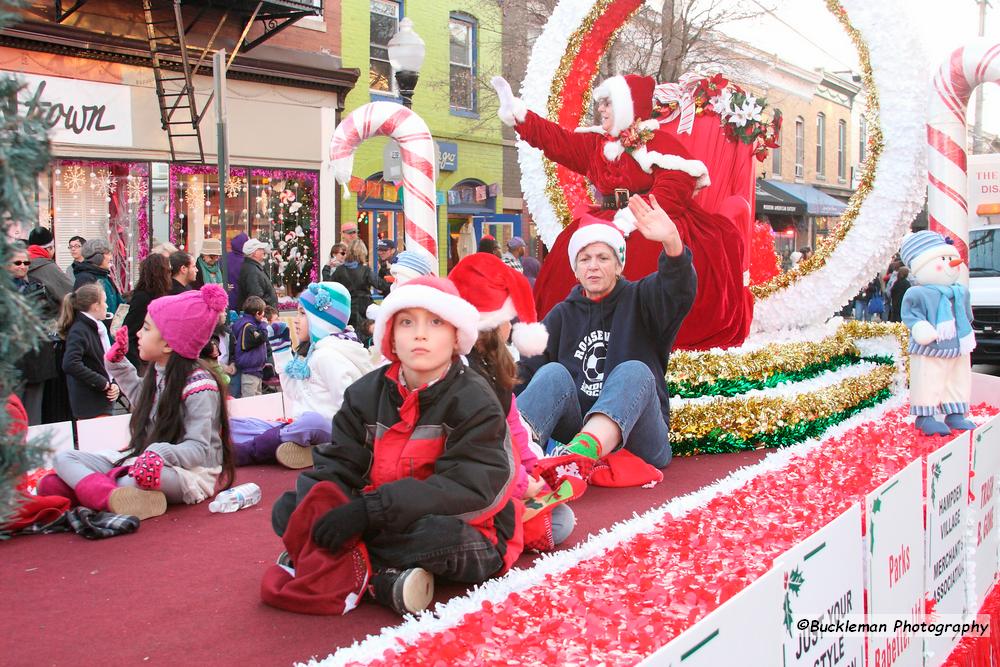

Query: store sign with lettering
[924,434,971,662]
[637,567,782,666]
[436,141,458,172]
[971,416,1000,607]
[776,504,866,667]
[865,459,924,667]
[6,71,133,147]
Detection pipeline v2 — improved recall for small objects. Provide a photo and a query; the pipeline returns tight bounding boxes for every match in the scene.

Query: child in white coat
[232,282,374,468]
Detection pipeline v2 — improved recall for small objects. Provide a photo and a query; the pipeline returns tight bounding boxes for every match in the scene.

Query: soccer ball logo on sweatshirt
[573,330,609,398]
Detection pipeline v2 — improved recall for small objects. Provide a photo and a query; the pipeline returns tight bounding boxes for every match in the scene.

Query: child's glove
[106,326,129,362]
[128,450,164,490]
[311,498,369,553]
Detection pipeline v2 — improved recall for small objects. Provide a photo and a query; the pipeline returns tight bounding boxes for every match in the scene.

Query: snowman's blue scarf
[927,284,972,342]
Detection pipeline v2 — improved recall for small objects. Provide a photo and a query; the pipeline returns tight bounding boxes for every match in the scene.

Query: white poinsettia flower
[710,89,733,115]
[295,225,305,237]
[741,96,763,123]
[729,107,750,127]
[289,202,302,214]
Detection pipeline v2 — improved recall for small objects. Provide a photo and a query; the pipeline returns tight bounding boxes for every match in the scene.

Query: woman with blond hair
[331,239,390,329]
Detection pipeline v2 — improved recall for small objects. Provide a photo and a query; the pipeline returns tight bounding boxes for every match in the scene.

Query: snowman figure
[899,231,977,436]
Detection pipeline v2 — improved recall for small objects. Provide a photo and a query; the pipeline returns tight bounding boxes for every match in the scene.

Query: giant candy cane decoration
[927,38,1000,264]
[330,102,438,273]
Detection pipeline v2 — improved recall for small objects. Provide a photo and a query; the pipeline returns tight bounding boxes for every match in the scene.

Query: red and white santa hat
[373,276,480,363]
[448,253,549,356]
[568,213,628,271]
[592,74,656,137]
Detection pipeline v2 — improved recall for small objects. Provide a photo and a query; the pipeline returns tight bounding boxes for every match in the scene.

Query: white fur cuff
[498,98,528,127]
[612,206,637,237]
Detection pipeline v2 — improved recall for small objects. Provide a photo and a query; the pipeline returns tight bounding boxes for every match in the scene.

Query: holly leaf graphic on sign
[788,567,804,594]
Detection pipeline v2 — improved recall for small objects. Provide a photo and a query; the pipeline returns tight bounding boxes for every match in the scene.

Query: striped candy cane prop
[927,38,1000,263]
[330,102,438,273]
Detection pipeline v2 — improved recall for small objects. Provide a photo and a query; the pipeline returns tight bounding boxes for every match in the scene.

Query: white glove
[911,321,938,346]
[491,76,527,127]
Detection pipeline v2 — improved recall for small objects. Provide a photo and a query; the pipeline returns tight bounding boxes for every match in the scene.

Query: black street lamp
[387,17,425,109]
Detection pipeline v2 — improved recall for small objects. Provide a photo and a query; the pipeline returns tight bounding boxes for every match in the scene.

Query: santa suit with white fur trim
[501,74,752,351]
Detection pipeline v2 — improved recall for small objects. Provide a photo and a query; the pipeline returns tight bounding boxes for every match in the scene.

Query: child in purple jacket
[234,296,269,397]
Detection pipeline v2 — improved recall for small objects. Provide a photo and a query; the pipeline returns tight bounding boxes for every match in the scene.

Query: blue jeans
[518,361,671,468]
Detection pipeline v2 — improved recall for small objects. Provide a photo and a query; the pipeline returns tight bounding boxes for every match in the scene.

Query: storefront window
[43,159,150,292]
[249,169,319,297]
[168,165,318,298]
[169,165,249,257]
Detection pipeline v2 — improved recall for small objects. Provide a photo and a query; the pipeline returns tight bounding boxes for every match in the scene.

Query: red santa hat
[568,213,628,270]
[373,276,480,362]
[448,253,549,356]
[592,74,656,137]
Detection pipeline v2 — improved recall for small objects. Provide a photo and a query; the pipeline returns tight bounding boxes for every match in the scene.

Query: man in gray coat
[27,226,73,320]
[237,238,278,309]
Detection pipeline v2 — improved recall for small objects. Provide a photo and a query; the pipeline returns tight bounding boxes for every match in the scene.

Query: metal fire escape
[52,0,324,164]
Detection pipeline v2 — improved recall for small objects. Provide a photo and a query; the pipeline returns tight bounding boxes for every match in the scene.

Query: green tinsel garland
[668,354,896,398]
[0,1,54,532]
[672,387,894,456]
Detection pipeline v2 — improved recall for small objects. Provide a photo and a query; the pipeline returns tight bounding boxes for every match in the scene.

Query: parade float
[319,0,1000,664]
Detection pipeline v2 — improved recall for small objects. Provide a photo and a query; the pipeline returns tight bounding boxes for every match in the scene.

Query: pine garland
[672,387,893,456]
[668,354,895,398]
[0,2,54,530]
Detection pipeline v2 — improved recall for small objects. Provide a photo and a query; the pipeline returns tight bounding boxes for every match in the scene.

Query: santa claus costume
[497,74,753,350]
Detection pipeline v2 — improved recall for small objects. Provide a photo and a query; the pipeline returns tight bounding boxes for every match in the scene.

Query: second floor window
[771,108,782,176]
[369,0,400,94]
[816,112,826,177]
[795,117,804,178]
[838,119,847,180]
[449,16,476,112]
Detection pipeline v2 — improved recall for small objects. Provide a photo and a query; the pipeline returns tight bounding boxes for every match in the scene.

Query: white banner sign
[5,71,133,147]
[971,416,1000,608]
[865,459,925,667]
[925,434,971,663]
[968,154,1000,231]
[778,504,866,667]
[638,568,782,666]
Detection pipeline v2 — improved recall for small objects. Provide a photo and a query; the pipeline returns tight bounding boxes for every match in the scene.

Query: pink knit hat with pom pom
[147,284,229,359]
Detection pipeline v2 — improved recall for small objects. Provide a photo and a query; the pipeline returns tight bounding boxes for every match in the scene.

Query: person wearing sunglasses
[7,244,56,424]
[321,242,348,282]
[26,226,73,320]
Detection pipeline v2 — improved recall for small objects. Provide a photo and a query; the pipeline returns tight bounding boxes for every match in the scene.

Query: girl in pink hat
[40,285,236,520]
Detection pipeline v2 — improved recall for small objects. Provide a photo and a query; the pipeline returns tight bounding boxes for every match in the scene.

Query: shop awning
[764,180,847,217]
[756,180,806,217]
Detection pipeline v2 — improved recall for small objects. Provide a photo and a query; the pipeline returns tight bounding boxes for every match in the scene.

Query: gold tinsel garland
[543,0,643,227]
[670,363,895,442]
[749,0,883,299]
[668,321,908,384]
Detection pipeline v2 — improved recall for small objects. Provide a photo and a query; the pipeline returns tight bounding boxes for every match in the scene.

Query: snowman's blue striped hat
[900,231,955,273]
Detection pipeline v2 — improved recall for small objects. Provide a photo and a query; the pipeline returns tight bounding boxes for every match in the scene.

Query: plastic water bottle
[209,483,262,513]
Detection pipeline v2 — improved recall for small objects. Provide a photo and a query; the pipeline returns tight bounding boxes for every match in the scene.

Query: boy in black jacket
[271,277,522,616]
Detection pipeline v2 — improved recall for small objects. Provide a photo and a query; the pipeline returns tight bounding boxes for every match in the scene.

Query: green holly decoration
[788,567,804,594]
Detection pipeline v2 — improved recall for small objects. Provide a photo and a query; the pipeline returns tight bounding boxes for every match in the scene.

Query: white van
[970,228,1000,364]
